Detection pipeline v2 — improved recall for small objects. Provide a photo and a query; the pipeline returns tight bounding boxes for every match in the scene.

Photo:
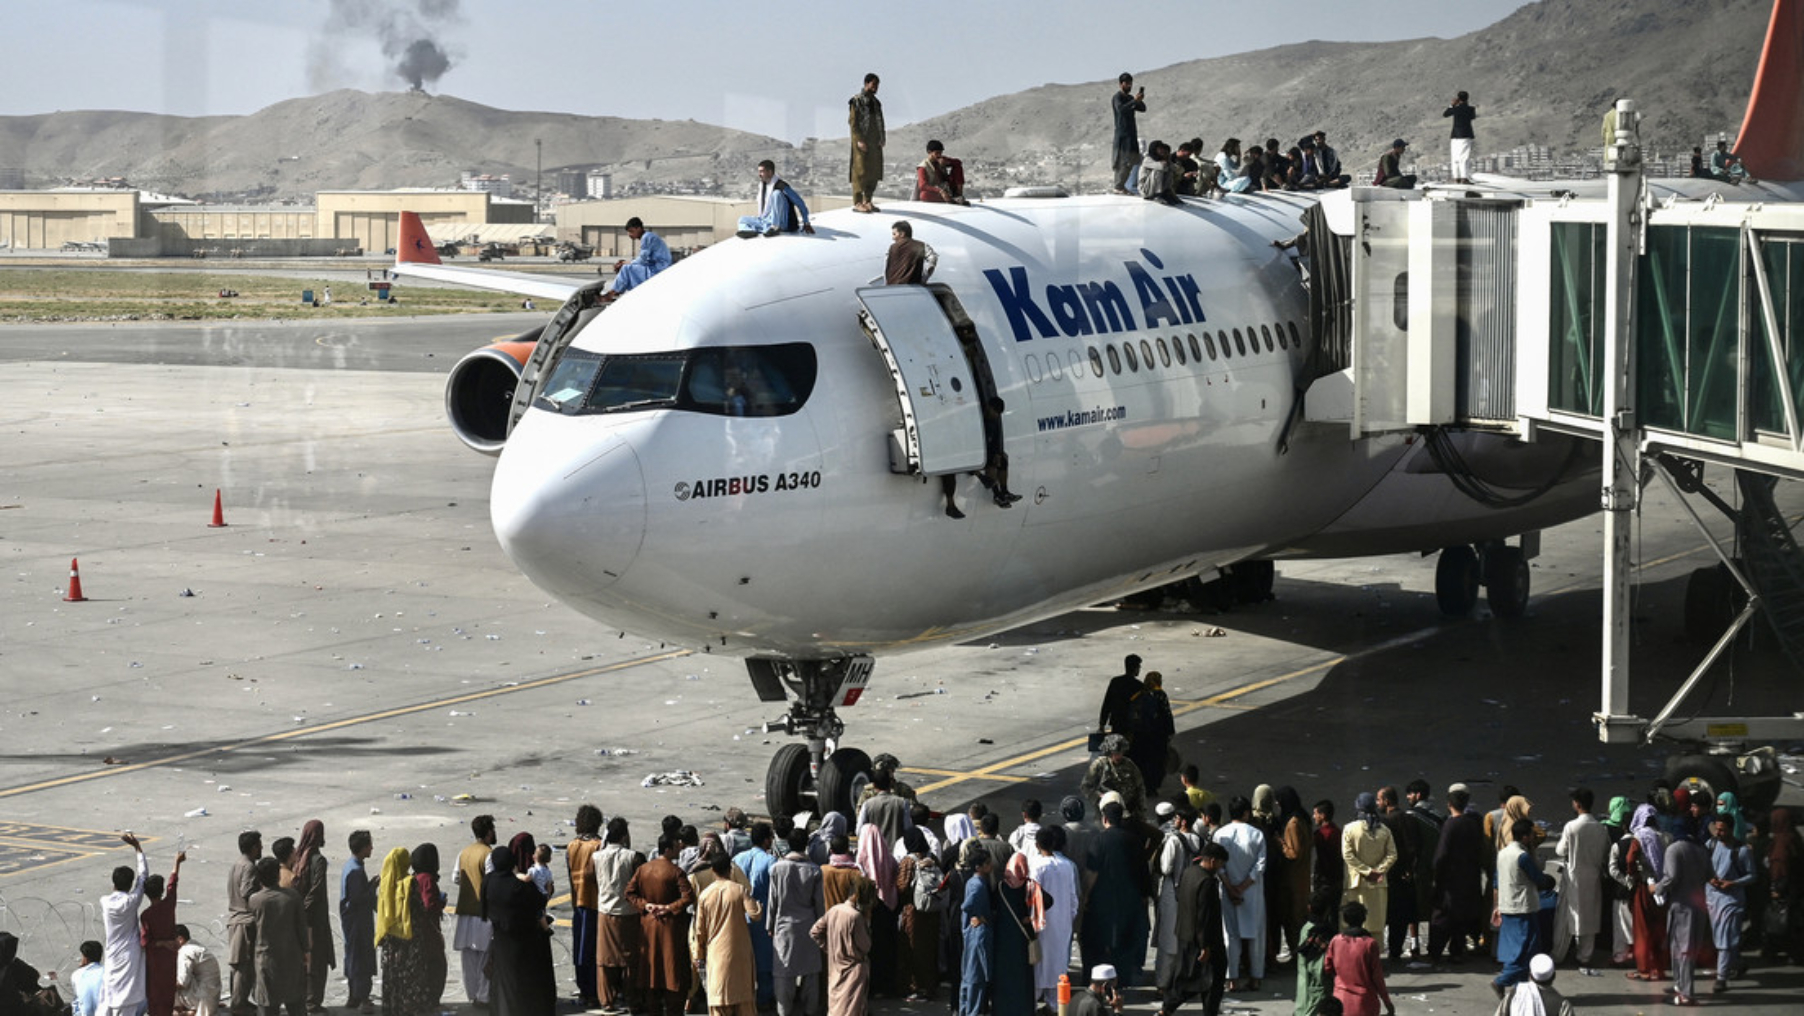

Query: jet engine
[444,326,544,454]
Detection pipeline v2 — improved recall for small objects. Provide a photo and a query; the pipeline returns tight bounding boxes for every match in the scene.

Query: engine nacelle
[444,328,543,455]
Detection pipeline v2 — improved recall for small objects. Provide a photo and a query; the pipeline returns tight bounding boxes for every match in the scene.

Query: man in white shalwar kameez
[101,833,151,1016]
[1025,828,1079,1010]
[1152,808,1200,990]
[1552,787,1611,972]
[1214,797,1269,987]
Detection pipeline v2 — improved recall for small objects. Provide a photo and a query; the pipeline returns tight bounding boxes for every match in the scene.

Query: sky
[1,0,1537,142]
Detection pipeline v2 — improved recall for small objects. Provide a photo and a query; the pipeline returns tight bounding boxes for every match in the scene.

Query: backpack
[912,857,947,912]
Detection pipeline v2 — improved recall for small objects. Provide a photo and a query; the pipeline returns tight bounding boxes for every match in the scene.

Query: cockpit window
[531,343,817,419]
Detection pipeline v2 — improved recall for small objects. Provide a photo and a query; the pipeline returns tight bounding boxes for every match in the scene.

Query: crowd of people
[1,657,1799,1016]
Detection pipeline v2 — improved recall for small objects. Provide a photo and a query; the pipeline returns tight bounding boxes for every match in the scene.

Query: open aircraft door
[855,286,987,475]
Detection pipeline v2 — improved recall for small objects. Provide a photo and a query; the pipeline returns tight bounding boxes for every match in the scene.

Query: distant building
[460,172,512,198]
[555,169,585,197]
[586,170,613,199]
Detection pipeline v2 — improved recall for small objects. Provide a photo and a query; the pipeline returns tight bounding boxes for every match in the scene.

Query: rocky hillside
[0,0,1775,201]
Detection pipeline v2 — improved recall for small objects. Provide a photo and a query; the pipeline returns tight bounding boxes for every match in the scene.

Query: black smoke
[318,0,463,92]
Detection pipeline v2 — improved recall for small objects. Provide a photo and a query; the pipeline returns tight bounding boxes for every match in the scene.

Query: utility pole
[535,138,543,223]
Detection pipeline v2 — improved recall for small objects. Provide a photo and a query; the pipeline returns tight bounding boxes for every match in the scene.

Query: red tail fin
[396,211,442,265]
[1734,0,1804,181]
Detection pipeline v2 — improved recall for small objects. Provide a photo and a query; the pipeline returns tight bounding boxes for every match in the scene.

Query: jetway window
[1392,274,1410,331]
[1635,226,1740,440]
[1548,221,1606,415]
[1752,238,1804,434]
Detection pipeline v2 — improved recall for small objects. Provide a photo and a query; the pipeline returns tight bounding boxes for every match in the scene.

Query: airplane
[395,2,1804,821]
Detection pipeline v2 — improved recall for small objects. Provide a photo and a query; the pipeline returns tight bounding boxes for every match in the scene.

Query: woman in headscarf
[484,843,555,1016]
[290,819,335,1012]
[1623,804,1670,981]
[855,823,900,996]
[991,853,1044,1016]
[809,813,848,867]
[410,844,448,1013]
[894,827,943,1001]
[1713,791,1748,841]
[1494,796,1540,854]
[1272,786,1314,962]
[1604,797,1636,966]
[942,812,978,868]
[1250,785,1284,965]
[1340,793,1396,933]
[376,847,425,1016]
[1762,806,1803,960]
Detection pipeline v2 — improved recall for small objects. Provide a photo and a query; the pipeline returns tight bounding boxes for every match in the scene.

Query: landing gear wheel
[815,747,872,821]
[1484,546,1530,618]
[765,744,811,821]
[1665,753,1737,805]
[1435,546,1480,617]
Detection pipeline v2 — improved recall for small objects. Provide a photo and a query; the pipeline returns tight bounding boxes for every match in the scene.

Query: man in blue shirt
[71,940,105,1016]
[1705,816,1755,994]
[737,161,814,238]
[603,217,671,302]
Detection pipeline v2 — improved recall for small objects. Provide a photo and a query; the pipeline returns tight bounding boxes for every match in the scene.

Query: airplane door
[855,286,987,475]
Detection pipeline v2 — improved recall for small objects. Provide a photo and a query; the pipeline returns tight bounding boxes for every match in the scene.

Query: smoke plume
[314,0,463,92]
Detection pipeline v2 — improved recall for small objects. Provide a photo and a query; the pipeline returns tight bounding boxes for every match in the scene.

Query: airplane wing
[390,211,587,302]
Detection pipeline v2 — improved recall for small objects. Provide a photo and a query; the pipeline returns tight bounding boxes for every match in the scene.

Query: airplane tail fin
[1734,0,1804,181]
[396,211,442,266]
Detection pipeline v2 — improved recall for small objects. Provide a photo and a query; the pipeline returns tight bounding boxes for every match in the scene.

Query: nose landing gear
[1435,538,1535,618]
[749,657,876,820]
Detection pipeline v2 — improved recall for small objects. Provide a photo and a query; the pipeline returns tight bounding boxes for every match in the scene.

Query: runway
[1,314,1797,1015]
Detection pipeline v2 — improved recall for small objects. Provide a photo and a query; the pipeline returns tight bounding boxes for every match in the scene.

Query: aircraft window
[1047,352,1064,381]
[1026,354,1044,383]
[1089,346,1105,377]
[1394,272,1409,330]
[1233,328,1247,356]
[1261,324,1274,352]
[1172,336,1186,365]
[584,355,685,413]
[1123,342,1139,372]
[536,349,604,415]
[1140,339,1155,370]
[1106,344,1121,374]
[1288,321,1302,348]
[1189,333,1203,361]
[1275,323,1288,350]
[549,344,817,418]
[1204,333,1217,360]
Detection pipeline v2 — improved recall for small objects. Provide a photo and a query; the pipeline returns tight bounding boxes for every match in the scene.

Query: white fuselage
[488,193,1595,659]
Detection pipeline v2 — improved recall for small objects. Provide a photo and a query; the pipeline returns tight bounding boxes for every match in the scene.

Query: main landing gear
[1434,537,1534,618]
[747,656,877,821]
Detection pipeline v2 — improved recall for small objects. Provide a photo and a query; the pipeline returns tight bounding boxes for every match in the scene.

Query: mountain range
[0,0,1774,202]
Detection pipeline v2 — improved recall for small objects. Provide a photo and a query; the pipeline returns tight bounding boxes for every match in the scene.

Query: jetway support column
[1596,99,1648,744]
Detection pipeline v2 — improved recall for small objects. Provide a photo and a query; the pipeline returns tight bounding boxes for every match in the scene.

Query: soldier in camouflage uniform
[854,753,918,809]
[1080,735,1147,821]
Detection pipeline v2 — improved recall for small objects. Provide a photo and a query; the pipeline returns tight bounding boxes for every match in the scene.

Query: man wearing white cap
[1493,953,1574,1016]
[1066,965,1123,1016]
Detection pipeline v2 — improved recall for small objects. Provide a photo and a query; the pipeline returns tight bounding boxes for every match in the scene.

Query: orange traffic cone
[208,489,228,528]
[63,558,88,602]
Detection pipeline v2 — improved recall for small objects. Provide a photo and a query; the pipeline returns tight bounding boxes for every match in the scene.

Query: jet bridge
[1301,100,1804,803]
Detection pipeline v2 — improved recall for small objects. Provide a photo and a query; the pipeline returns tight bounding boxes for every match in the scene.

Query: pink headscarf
[855,823,898,910]
[1003,851,1047,932]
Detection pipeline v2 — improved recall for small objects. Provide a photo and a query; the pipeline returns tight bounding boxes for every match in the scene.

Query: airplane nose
[490,425,646,598]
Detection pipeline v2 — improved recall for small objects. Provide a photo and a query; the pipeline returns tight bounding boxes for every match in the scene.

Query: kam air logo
[983,248,1207,344]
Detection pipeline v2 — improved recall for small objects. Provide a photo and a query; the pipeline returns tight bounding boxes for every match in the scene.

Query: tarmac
[1,312,1799,1016]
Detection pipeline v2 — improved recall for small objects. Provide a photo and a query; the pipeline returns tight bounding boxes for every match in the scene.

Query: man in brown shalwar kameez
[593,818,642,1015]
[885,222,929,286]
[626,834,695,1016]
[809,881,873,1016]
[247,858,308,1016]
[848,74,885,213]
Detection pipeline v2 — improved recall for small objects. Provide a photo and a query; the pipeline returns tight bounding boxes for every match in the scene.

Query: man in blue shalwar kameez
[604,217,670,301]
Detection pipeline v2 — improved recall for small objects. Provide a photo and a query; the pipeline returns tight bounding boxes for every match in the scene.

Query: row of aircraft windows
[1024,321,1305,383]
